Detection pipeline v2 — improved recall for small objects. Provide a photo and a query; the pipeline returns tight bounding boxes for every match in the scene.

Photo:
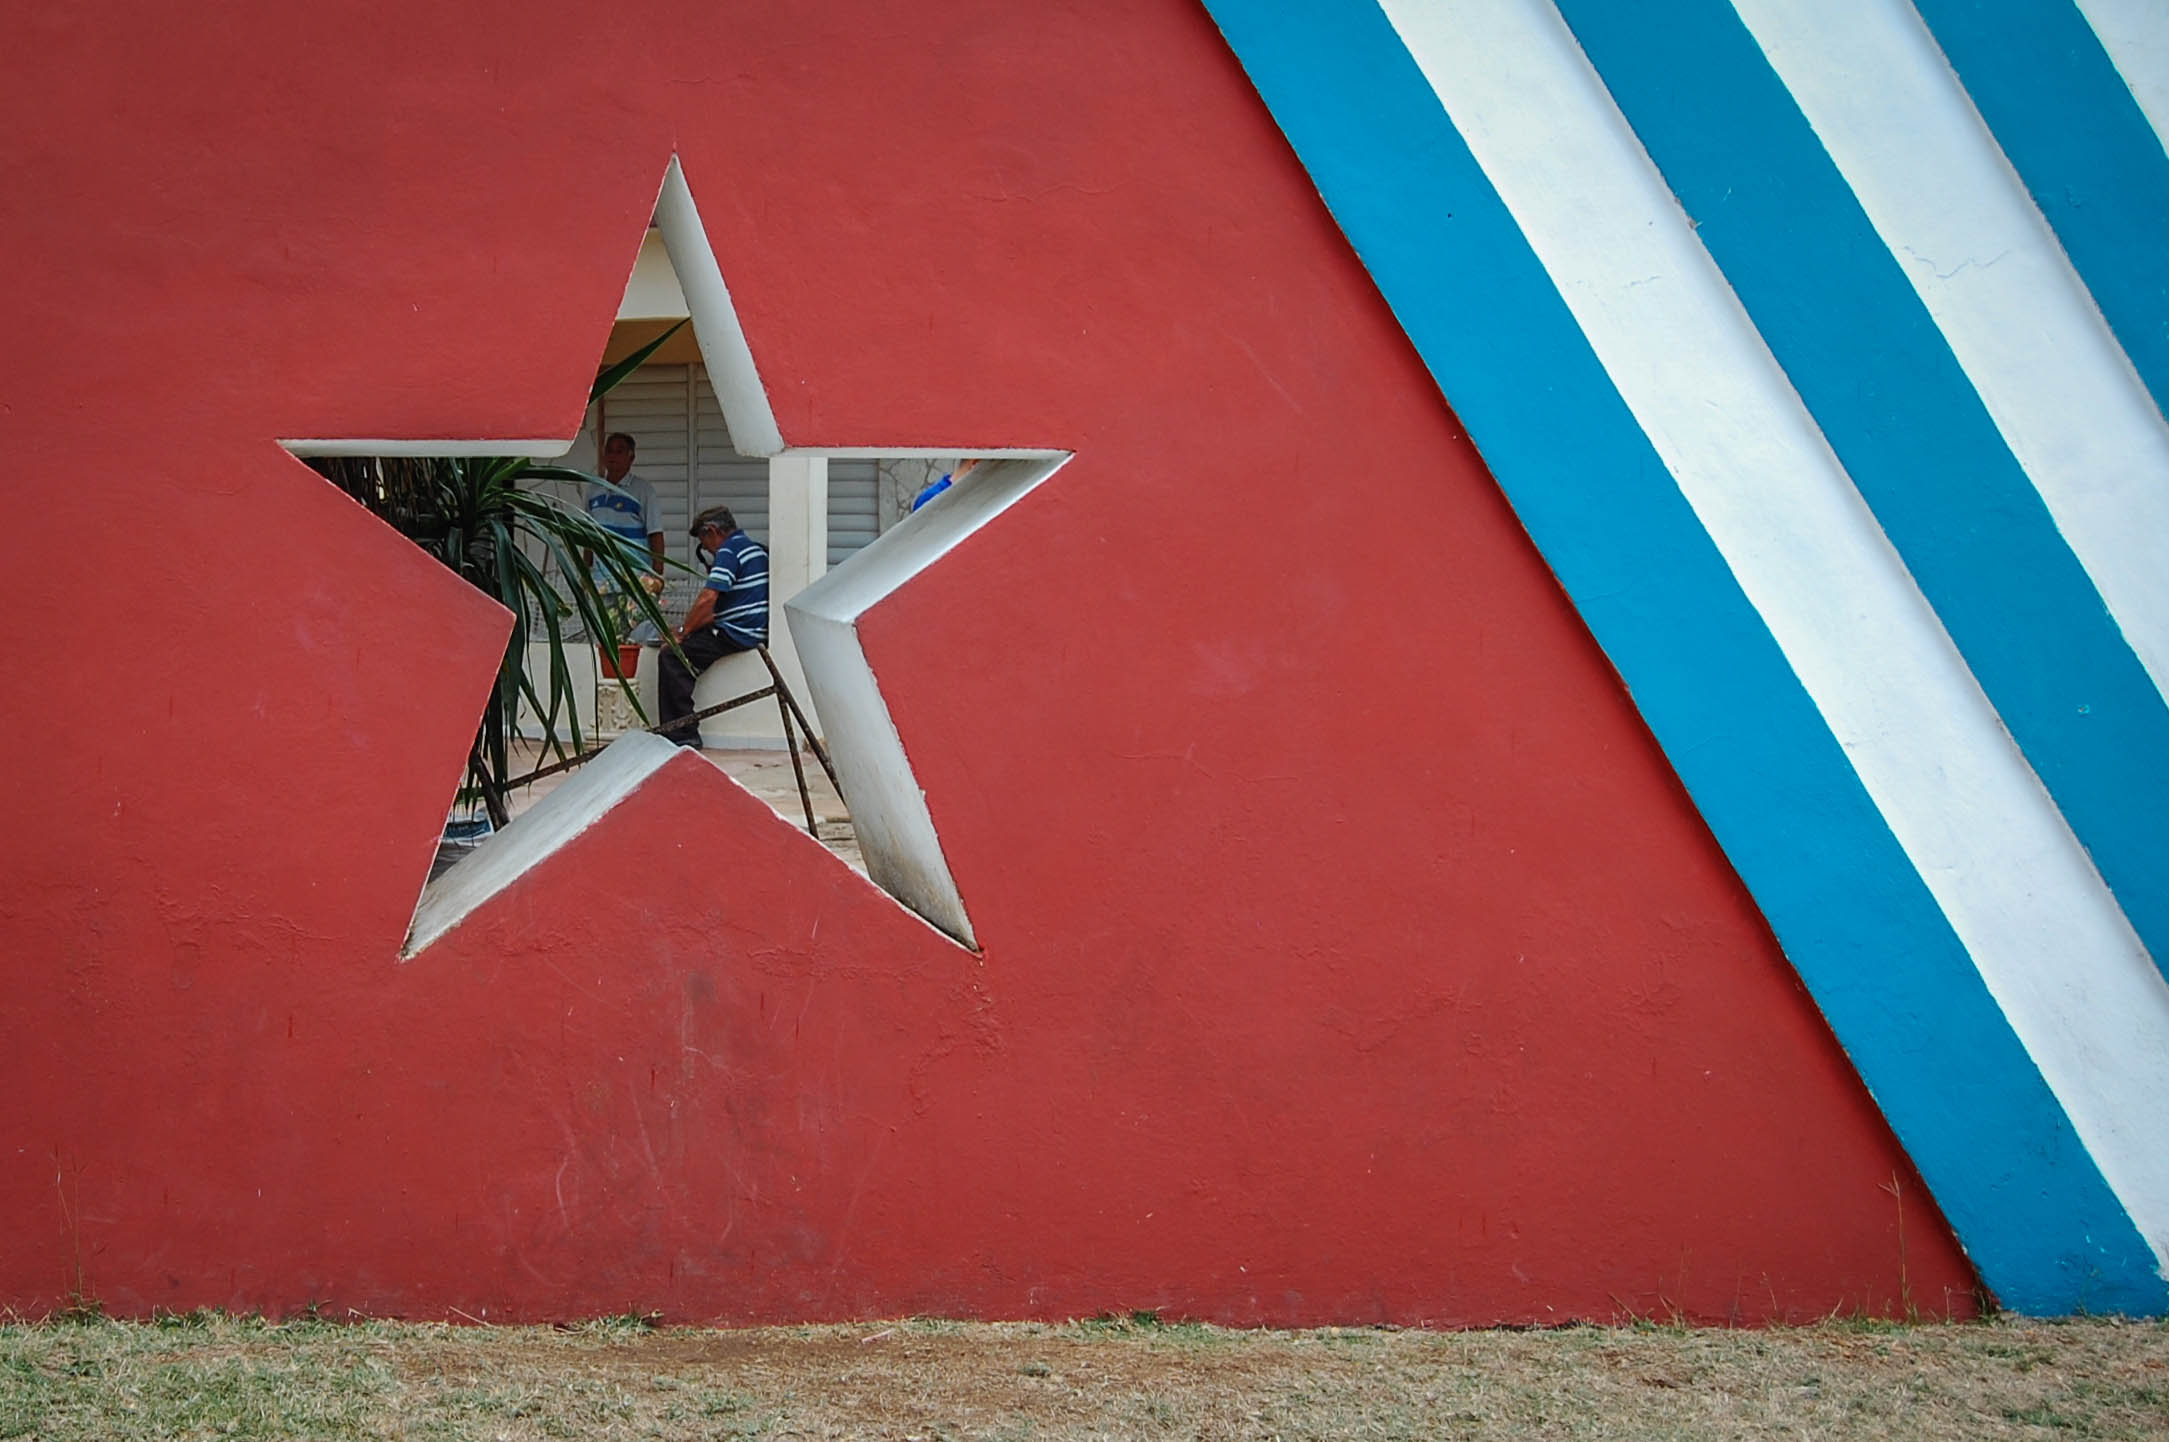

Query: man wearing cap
[660,506,770,747]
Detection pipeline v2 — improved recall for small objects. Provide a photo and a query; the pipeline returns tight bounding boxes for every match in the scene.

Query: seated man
[660,506,770,748]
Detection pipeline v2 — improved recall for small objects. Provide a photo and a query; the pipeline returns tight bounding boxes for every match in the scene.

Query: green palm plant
[308,322,689,827]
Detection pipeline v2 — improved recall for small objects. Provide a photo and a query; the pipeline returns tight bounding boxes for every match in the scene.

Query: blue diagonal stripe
[1553,0,2169,988]
[1913,0,2169,422]
[1201,0,2166,1313]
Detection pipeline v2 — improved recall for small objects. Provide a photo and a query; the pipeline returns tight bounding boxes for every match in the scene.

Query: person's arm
[624,481,663,574]
[675,544,737,642]
[677,589,718,639]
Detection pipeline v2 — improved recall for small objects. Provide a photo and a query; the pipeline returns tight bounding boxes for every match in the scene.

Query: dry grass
[0,1310,2163,1440]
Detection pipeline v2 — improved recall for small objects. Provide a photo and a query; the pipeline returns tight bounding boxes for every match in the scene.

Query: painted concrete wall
[1203,0,2169,1314]
[0,0,2028,1324]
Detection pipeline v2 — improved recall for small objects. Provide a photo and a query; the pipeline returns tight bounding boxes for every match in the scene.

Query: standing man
[660,506,769,747]
[585,430,666,576]
[584,430,666,645]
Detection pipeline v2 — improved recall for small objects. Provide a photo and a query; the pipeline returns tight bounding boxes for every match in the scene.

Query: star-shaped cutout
[294,156,1065,951]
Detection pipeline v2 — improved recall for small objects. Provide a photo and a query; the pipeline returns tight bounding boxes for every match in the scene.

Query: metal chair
[507,644,842,837]
[650,644,841,836]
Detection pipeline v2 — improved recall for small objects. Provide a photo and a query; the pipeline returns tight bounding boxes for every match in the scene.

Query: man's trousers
[657,627,753,748]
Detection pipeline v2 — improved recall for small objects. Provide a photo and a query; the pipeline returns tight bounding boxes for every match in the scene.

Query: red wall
[0,0,1977,1324]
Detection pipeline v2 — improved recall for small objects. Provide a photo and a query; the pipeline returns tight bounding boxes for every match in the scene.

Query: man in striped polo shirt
[661,506,770,748]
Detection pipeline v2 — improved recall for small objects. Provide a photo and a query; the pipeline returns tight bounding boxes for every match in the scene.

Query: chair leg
[773,681,818,835]
[757,645,842,795]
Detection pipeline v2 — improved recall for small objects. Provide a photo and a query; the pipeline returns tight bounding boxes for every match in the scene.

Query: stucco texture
[0,0,1976,1323]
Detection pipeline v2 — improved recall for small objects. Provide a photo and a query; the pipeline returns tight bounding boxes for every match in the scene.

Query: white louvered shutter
[599,363,692,545]
[603,364,890,621]
[828,459,880,566]
[692,372,770,557]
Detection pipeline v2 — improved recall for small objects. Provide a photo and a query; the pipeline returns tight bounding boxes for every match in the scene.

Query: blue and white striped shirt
[585,474,657,590]
[702,529,769,648]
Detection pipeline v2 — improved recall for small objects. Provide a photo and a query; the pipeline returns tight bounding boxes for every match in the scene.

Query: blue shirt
[702,529,769,648]
[910,473,953,511]
[585,474,657,583]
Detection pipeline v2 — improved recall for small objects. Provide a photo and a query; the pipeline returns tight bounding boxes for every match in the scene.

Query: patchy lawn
[1,1311,2163,1440]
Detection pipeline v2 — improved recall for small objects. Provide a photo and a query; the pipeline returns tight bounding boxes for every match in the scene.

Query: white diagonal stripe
[1733,0,2169,707]
[1375,0,2169,1266]
[2078,0,2169,161]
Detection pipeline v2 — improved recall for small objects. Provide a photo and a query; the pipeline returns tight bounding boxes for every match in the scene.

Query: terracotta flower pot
[598,643,642,680]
